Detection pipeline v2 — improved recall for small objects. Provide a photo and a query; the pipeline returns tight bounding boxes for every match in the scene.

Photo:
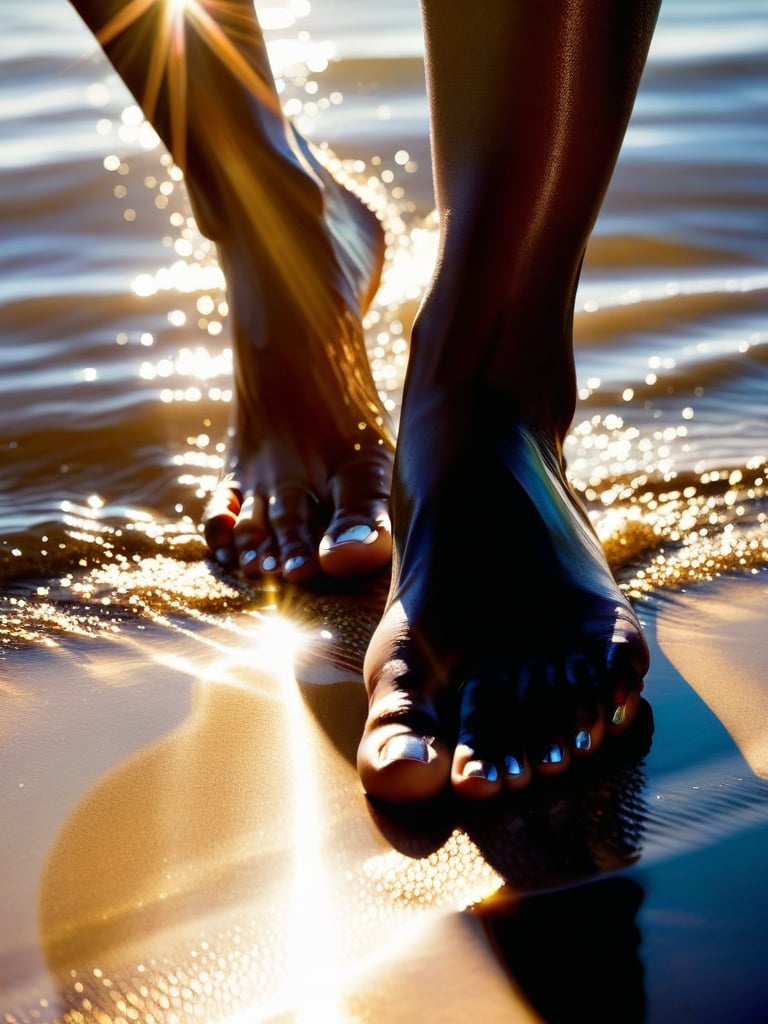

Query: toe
[564,654,605,757]
[516,659,573,777]
[534,738,570,776]
[451,744,502,799]
[572,708,606,757]
[321,449,393,578]
[357,660,450,803]
[605,638,647,733]
[203,483,242,566]
[358,723,449,803]
[452,670,513,799]
[232,494,270,579]
[265,483,321,583]
[319,510,392,578]
[501,751,532,791]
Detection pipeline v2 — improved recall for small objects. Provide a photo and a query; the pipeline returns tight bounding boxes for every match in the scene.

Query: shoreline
[2,571,768,1021]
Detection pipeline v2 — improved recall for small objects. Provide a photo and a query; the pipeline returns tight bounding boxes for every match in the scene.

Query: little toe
[606,642,647,733]
[608,687,644,733]
[203,484,243,566]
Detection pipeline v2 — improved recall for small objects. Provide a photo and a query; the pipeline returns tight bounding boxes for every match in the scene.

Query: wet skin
[357,413,649,802]
[199,131,396,585]
[354,0,660,801]
[71,0,396,588]
[69,0,660,802]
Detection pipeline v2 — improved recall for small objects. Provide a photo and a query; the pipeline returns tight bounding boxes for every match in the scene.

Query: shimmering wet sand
[2,0,768,1019]
[2,574,768,1022]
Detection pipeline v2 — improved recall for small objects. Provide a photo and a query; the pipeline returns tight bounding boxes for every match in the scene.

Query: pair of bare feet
[199,146,649,805]
[71,0,657,807]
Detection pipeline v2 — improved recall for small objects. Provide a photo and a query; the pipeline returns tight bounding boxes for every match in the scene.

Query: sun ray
[184,1,284,117]
[167,1,189,171]
[141,3,173,123]
[95,0,156,47]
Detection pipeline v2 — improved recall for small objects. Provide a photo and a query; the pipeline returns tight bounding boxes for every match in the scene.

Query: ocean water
[1,2,768,1022]
[1,0,766,634]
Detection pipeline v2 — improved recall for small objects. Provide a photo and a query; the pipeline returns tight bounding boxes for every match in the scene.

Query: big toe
[357,690,450,803]
[319,511,392,578]
[322,450,393,578]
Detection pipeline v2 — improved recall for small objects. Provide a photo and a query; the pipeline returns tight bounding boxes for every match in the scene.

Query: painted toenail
[214,547,233,566]
[239,549,258,566]
[612,704,627,727]
[464,760,498,782]
[327,524,377,547]
[284,555,308,574]
[503,755,524,777]
[539,742,565,765]
[380,734,430,765]
[261,555,279,572]
[574,729,592,751]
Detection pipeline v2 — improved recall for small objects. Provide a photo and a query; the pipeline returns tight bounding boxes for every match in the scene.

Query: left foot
[195,127,396,585]
[358,414,648,802]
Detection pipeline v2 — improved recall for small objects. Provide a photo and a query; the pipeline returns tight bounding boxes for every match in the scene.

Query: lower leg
[70,0,394,582]
[359,0,661,801]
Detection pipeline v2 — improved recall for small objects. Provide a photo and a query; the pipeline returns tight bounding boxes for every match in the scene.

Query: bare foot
[357,410,648,802]
[200,130,395,584]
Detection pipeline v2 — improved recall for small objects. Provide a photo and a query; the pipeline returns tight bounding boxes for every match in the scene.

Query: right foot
[358,412,649,803]
[199,131,395,584]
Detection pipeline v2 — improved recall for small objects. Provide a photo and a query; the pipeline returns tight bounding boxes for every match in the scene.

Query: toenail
[539,742,565,765]
[463,760,499,783]
[574,729,592,751]
[380,734,430,765]
[214,547,233,566]
[503,755,524,777]
[284,555,308,574]
[239,549,258,567]
[261,555,279,572]
[612,704,627,727]
[325,524,377,548]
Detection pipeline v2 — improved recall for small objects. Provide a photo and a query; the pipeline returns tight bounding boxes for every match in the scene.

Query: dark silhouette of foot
[358,415,648,802]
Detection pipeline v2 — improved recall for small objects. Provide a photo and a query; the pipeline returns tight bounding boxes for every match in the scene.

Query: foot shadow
[474,873,647,1024]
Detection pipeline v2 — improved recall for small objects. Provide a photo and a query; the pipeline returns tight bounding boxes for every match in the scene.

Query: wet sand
[3,0,768,1018]
[3,572,768,1023]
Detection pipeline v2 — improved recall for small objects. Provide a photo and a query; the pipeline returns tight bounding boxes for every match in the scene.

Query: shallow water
[1,1,767,1021]
[1,0,766,630]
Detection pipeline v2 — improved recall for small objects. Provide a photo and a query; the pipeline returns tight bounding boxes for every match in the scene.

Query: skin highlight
[69,0,661,802]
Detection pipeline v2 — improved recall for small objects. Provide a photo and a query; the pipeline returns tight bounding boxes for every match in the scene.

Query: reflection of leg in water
[358,0,662,802]
[476,876,646,1024]
[70,0,395,586]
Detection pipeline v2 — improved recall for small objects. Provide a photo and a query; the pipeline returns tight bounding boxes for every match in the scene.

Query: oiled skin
[358,0,660,800]
[72,0,396,585]
[70,0,661,801]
